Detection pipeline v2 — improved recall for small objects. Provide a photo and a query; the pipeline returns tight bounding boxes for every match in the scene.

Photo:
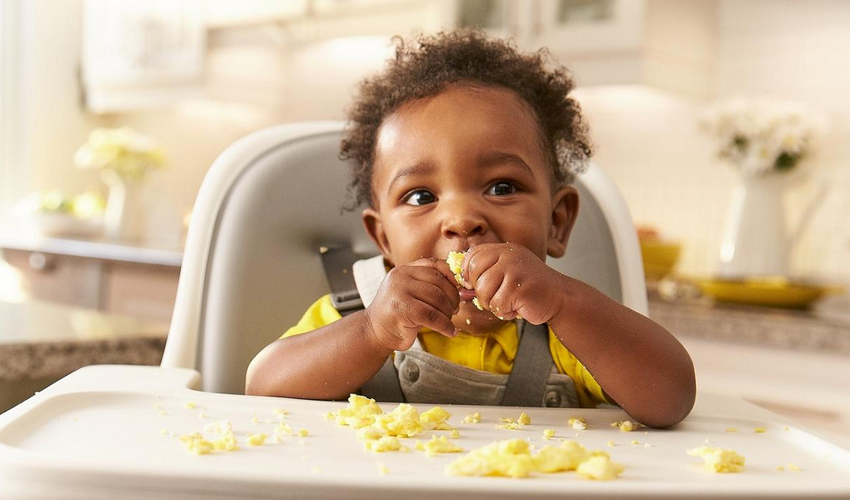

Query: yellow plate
[696,277,842,309]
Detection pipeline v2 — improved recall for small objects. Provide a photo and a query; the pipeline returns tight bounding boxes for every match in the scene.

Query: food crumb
[298,429,309,437]
[377,462,389,475]
[158,410,168,417]
[543,429,556,440]
[630,440,639,445]
[787,463,802,472]
[568,417,587,431]
[184,402,197,410]
[463,412,481,424]
[611,420,636,432]
[754,427,767,433]
[248,433,267,446]
[725,427,738,433]
[606,441,615,447]
[687,446,745,473]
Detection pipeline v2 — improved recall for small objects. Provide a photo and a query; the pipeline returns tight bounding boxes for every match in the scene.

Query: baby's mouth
[458,288,477,301]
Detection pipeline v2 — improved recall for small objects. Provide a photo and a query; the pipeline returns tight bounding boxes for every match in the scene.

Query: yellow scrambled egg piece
[213,431,238,451]
[420,407,454,430]
[534,441,591,472]
[326,394,384,429]
[576,454,625,480]
[298,429,309,437]
[377,462,389,475]
[446,439,537,478]
[416,436,464,457]
[569,417,587,430]
[446,439,622,480]
[447,251,466,286]
[687,446,746,473]
[247,433,267,446]
[179,433,215,455]
[496,412,531,430]
[450,429,460,439]
[543,429,556,440]
[463,412,481,424]
[611,420,636,432]
[754,427,767,433]
[364,436,406,453]
[373,404,423,437]
[184,402,197,409]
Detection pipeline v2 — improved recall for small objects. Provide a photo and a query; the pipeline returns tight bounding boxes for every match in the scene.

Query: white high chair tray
[1,365,848,499]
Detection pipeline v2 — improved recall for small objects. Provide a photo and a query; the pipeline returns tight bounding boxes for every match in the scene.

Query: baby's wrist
[361,308,396,357]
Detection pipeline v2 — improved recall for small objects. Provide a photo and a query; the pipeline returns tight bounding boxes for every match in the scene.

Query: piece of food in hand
[446,251,467,286]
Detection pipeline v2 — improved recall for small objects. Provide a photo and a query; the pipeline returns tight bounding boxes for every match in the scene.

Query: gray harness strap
[501,320,551,406]
[360,357,405,403]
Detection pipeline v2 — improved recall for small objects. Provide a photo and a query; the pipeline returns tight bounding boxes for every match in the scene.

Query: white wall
[18,0,105,200]
[576,0,850,281]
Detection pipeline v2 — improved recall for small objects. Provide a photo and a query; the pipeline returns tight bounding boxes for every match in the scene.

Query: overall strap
[500,320,552,406]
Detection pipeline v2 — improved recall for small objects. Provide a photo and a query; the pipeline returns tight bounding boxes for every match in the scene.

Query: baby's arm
[463,244,696,428]
[245,258,459,400]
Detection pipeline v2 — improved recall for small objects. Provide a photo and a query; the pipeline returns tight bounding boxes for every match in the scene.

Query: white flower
[74,127,166,182]
[700,97,825,177]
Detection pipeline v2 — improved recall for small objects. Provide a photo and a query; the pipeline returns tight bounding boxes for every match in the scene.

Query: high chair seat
[161,121,647,395]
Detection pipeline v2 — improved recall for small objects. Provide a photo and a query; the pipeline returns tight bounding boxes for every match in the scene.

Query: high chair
[161,121,647,395]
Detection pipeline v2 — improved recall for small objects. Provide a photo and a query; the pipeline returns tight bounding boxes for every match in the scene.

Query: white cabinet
[81,0,206,113]
[445,0,717,99]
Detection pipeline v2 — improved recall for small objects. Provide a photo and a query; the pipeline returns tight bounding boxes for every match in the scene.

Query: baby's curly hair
[340,29,593,208]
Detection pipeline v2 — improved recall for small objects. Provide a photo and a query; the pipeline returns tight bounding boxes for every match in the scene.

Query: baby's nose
[440,199,487,239]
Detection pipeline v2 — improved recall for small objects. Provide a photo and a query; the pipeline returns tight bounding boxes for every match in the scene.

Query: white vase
[103,171,144,241]
[718,175,789,278]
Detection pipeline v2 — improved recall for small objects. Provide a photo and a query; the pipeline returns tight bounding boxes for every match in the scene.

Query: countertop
[0,233,183,267]
[648,294,850,356]
[0,300,168,382]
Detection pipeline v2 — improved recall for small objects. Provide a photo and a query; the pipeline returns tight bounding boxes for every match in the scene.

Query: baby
[247,30,695,428]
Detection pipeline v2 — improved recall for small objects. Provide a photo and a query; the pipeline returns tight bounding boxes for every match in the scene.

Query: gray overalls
[346,255,581,408]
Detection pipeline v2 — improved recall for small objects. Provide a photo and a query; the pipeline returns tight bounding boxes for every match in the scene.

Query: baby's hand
[364,258,460,353]
[462,243,565,325]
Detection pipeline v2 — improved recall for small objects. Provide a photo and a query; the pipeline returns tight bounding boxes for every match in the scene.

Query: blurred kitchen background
[1,0,849,443]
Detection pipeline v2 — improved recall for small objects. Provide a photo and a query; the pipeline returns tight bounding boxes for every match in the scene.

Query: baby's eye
[403,189,436,206]
[487,182,517,196]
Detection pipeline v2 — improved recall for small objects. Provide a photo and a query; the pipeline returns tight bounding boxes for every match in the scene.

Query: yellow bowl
[640,240,681,279]
[696,277,842,309]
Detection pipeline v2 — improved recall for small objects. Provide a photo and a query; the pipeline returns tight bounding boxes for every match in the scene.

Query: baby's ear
[547,186,579,258]
[362,207,394,265]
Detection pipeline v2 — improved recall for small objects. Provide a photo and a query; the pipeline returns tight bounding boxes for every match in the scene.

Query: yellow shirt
[281,294,608,407]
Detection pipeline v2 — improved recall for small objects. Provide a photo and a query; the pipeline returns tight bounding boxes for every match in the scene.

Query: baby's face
[362,85,576,329]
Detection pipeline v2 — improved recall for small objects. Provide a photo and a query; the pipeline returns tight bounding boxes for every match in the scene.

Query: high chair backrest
[161,121,647,394]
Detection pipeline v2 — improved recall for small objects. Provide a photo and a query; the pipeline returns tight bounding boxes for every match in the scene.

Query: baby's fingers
[410,302,458,338]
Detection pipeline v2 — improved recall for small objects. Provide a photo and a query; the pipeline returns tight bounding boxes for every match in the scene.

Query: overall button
[402,360,420,383]
[544,390,561,407]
